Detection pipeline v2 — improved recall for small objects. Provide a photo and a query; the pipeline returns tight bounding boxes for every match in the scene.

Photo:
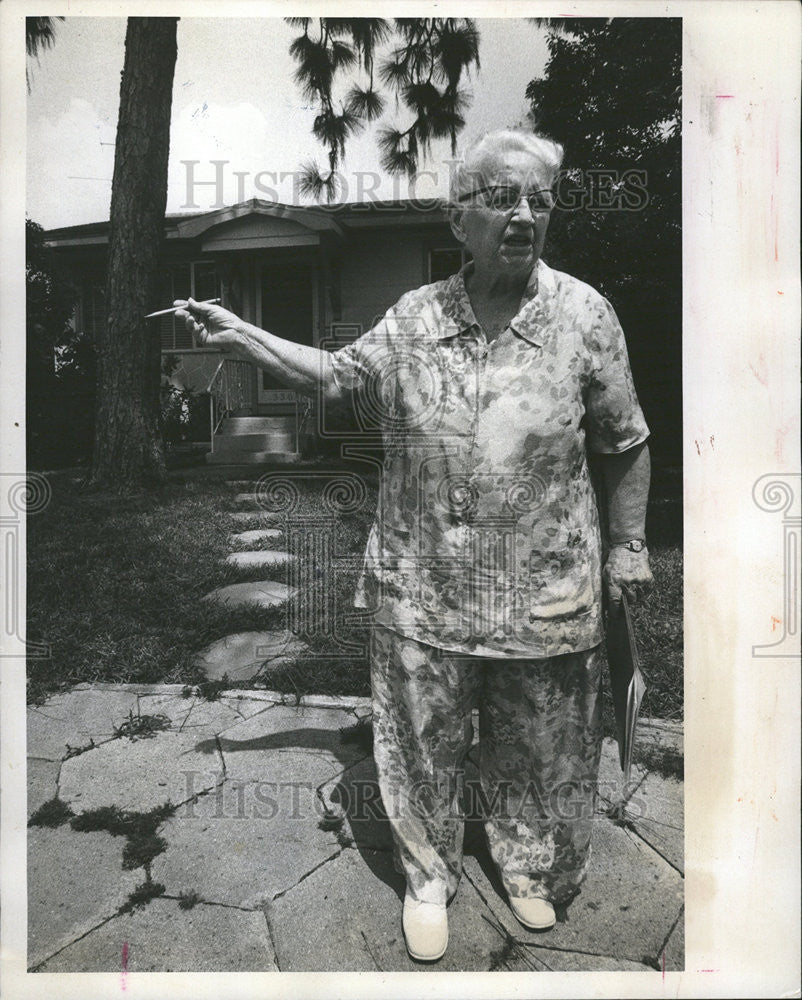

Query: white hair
[448,129,564,204]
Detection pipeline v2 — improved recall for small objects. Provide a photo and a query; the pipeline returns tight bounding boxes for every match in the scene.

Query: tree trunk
[90,17,178,489]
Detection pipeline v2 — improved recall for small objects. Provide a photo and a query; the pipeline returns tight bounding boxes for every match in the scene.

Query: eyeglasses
[458,185,555,214]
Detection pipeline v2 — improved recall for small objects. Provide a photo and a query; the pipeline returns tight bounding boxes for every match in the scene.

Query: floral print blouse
[330,259,649,658]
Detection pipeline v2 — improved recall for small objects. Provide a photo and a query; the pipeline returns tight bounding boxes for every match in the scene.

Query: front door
[257,262,314,405]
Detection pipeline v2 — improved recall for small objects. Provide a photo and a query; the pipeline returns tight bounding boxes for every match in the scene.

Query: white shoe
[402,894,449,961]
[509,896,556,930]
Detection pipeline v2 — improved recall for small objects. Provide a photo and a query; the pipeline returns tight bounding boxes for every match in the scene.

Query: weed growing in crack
[333,826,354,850]
[119,880,166,914]
[113,709,171,741]
[64,737,96,759]
[488,934,518,972]
[633,742,684,781]
[122,832,168,871]
[70,802,175,883]
[178,890,202,910]
[318,811,345,832]
[28,797,74,828]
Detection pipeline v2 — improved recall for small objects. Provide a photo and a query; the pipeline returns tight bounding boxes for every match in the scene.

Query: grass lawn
[27,471,683,732]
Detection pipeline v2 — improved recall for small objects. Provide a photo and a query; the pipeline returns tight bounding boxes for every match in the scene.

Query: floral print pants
[370,625,604,906]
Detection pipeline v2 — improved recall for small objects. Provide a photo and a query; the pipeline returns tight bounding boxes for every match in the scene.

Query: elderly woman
[176,129,653,962]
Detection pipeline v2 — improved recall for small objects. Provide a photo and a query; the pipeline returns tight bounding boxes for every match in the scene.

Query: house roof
[44,197,449,248]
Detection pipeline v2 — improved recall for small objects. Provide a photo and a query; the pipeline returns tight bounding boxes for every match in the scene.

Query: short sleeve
[329,310,395,394]
[584,297,650,454]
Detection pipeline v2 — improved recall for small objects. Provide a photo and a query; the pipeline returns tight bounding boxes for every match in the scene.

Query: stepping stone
[224,550,295,570]
[202,580,296,610]
[228,511,283,526]
[233,492,263,505]
[228,529,283,547]
[193,630,309,681]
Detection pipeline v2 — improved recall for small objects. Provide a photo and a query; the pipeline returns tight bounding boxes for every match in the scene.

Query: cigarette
[145,297,221,319]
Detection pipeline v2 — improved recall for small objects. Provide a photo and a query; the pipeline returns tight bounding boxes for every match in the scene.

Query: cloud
[27,98,116,229]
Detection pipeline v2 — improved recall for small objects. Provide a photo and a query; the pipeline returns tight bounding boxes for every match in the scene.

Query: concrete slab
[28,825,139,969]
[27,689,140,761]
[136,694,243,735]
[499,945,656,972]
[58,732,224,814]
[663,907,685,972]
[225,550,295,570]
[192,630,309,682]
[228,528,283,547]
[152,780,343,908]
[37,897,277,972]
[624,770,684,873]
[216,704,368,783]
[28,758,61,818]
[318,755,392,852]
[597,736,648,807]
[268,847,510,971]
[462,813,684,967]
[202,580,296,610]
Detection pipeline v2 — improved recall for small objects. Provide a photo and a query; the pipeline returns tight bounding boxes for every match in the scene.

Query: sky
[26,17,549,230]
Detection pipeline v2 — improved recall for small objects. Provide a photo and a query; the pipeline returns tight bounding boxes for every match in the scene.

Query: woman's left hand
[603,546,654,605]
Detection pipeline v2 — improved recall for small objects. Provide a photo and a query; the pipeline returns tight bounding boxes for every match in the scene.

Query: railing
[207,357,256,453]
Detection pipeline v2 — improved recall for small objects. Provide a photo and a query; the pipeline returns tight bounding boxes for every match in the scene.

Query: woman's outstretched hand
[173,298,247,352]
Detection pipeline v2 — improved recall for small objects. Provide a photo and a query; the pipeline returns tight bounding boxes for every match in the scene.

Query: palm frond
[345,85,386,122]
[330,39,357,71]
[379,52,411,89]
[402,81,441,115]
[26,16,63,58]
[434,21,480,88]
[377,126,417,176]
[348,18,391,69]
[312,108,364,161]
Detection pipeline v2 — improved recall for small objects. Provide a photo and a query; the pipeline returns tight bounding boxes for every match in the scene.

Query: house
[44,197,464,462]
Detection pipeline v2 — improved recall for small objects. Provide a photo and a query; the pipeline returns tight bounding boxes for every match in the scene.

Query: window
[428,247,466,283]
[158,261,220,350]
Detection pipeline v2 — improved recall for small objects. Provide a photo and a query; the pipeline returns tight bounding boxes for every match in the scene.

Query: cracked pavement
[26,682,684,973]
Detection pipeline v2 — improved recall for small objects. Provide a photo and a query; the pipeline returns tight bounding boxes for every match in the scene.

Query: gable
[200,213,318,251]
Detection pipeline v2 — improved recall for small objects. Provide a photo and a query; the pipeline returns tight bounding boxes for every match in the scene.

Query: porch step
[220,416,295,434]
[212,432,296,454]
[208,414,298,464]
[207,451,302,466]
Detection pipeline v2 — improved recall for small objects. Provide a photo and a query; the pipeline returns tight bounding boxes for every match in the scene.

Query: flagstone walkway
[25,476,684,973]
[27,681,684,973]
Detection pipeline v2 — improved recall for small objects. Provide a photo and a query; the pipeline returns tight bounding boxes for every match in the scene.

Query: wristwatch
[612,539,646,553]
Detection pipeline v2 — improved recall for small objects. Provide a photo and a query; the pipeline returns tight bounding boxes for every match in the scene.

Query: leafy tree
[526,18,682,469]
[90,17,178,488]
[286,17,480,198]
[26,219,96,466]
